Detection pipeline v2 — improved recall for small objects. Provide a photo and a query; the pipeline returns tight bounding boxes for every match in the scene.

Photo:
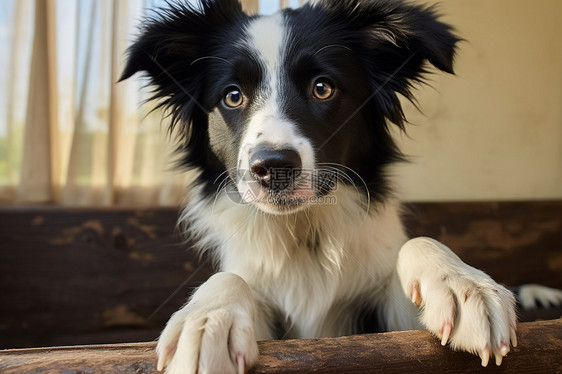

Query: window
[0,0,304,205]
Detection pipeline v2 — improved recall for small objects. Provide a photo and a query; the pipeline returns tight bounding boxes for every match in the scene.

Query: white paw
[518,284,562,309]
[398,237,517,367]
[156,273,259,374]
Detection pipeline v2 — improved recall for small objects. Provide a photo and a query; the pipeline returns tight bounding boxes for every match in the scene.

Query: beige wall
[393,0,562,201]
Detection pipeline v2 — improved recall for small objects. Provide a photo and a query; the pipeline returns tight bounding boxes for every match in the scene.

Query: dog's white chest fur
[182,186,407,338]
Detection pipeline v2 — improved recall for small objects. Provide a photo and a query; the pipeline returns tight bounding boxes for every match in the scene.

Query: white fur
[156,273,259,374]
[518,284,562,309]
[158,184,519,371]
[183,186,409,338]
[244,13,284,72]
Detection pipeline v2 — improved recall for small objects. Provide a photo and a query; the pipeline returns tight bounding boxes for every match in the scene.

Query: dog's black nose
[249,148,302,189]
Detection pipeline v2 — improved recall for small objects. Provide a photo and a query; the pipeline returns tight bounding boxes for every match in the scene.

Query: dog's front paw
[398,237,517,367]
[156,273,259,374]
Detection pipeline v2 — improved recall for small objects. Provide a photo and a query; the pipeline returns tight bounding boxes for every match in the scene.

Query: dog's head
[121,0,458,214]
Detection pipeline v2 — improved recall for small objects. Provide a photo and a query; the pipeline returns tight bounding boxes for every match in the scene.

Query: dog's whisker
[315,166,361,203]
[317,167,355,188]
[213,167,238,185]
[318,163,371,213]
[212,178,238,214]
[313,44,352,57]
[190,56,234,66]
[213,177,230,196]
[215,173,236,195]
[212,167,239,202]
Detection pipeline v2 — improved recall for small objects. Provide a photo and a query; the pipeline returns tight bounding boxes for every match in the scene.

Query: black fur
[121,0,458,203]
[120,0,252,189]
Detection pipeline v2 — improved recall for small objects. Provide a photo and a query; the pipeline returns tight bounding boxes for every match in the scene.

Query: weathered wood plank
[0,320,560,374]
[0,207,214,348]
[1,202,561,349]
[404,201,562,289]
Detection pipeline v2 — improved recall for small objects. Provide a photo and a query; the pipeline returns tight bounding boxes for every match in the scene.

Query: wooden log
[0,320,560,373]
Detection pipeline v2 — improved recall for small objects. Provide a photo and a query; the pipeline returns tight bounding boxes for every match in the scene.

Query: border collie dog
[121,0,521,372]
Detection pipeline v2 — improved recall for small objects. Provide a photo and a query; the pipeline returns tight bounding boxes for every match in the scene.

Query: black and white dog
[121,0,561,373]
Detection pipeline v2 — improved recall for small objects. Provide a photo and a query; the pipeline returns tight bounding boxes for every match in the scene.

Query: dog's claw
[499,342,510,357]
[441,322,452,346]
[510,327,518,348]
[410,281,422,307]
[157,345,173,372]
[494,342,509,366]
[480,346,490,367]
[156,354,165,372]
[237,352,245,374]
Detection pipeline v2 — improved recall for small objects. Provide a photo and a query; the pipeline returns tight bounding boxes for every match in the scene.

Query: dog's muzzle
[232,145,317,214]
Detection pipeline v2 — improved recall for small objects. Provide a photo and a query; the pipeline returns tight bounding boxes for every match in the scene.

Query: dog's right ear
[119,0,246,169]
[120,0,245,115]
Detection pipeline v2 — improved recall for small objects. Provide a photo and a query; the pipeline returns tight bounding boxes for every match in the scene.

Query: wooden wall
[1,201,561,349]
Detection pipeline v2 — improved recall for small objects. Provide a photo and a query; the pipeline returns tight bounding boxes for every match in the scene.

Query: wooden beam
[404,201,562,289]
[1,320,560,373]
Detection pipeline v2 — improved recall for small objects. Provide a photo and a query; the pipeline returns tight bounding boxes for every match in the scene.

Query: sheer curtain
[0,0,303,206]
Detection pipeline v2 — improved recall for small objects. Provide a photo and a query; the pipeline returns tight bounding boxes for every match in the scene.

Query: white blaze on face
[245,12,284,72]
[236,12,316,208]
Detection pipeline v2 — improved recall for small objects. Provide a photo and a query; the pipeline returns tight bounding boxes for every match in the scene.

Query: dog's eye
[312,79,335,100]
[224,88,244,108]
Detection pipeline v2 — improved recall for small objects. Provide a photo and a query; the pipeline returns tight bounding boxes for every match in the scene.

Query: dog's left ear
[316,0,458,74]
[315,0,459,127]
[370,1,459,75]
